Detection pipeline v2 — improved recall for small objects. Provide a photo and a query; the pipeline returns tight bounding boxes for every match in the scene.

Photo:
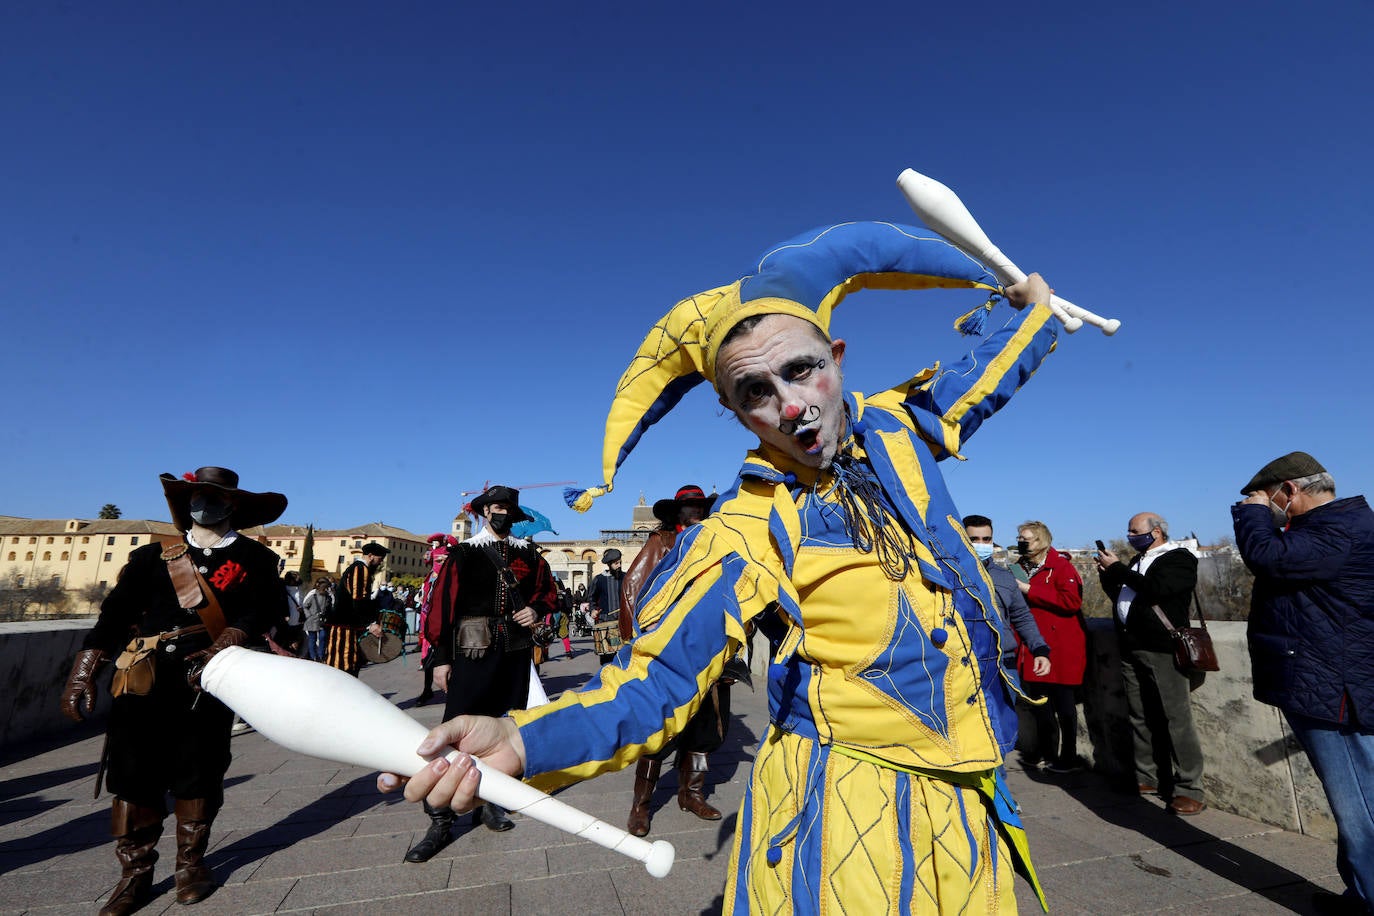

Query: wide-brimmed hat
[361,542,389,557]
[468,485,531,524]
[1240,451,1328,494]
[560,221,1003,514]
[159,467,287,532]
[652,485,717,524]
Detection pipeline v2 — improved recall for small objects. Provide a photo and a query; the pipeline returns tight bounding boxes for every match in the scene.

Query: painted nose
[782,404,802,421]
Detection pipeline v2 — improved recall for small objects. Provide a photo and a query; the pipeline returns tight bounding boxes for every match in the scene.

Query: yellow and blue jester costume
[512,221,1062,913]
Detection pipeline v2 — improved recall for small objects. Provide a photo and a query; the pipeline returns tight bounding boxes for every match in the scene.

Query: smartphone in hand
[1095,539,1107,553]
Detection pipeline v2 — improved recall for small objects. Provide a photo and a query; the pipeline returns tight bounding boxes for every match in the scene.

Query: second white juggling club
[896,168,1120,335]
[200,646,675,877]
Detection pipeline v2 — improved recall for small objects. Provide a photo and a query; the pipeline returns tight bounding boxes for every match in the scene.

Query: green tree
[297,524,316,579]
[98,504,122,519]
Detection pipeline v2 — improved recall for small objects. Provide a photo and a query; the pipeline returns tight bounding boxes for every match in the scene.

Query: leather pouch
[111,634,162,697]
[458,616,493,659]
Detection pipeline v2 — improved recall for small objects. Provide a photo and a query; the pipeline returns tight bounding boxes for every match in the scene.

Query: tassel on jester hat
[564,220,1003,512]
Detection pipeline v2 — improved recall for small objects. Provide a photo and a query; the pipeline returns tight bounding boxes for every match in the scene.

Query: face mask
[972,543,995,561]
[487,512,512,535]
[1268,490,1290,528]
[1127,532,1155,552]
[1016,539,1031,556]
[189,493,231,526]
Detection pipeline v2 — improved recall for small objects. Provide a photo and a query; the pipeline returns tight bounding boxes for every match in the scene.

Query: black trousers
[443,646,532,719]
[106,656,234,809]
[1021,681,1079,765]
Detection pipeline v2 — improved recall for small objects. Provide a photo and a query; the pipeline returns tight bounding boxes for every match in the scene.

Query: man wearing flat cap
[405,485,558,860]
[60,467,289,915]
[1235,451,1374,913]
[588,547,626,664]
[324,542,387,677]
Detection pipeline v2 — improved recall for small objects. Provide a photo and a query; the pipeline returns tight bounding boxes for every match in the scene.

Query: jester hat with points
[563,221,1001,512]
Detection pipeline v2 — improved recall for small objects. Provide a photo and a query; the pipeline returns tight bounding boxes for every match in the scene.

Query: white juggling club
[896,168,1120,336]
[200,647,675,877]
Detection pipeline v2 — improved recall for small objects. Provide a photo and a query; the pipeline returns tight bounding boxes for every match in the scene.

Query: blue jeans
[1284,710,1374,906]
[307,630,327,661]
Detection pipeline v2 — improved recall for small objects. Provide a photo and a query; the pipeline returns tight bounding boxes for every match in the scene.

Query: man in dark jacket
[1235,452,1374,914]
[1096,512,1204,815]
[60,467,289,915]
[405,485,558,859]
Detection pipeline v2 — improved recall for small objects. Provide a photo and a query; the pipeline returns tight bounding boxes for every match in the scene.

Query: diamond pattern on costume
[857,587,951,740]
[824,755,892,914]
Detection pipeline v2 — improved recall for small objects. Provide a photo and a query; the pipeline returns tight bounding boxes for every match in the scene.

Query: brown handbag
[1152,592,1220,673]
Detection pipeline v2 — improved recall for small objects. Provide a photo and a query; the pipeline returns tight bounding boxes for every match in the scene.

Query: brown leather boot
[677,752,722,821]
[100,799,164,916]
[173,798,219,904]
[627,758,662,837]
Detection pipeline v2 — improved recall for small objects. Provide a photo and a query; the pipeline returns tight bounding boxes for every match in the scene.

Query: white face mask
[1267,488,1291,528]
[972,542,996,561]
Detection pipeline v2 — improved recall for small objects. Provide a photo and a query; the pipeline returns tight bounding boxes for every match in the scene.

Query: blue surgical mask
[1127,532,1154,552]
[972,542,995,562]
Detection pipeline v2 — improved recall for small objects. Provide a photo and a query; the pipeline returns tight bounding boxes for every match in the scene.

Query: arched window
[79,551,88,561]
[42,551,51,561]
[61,551,69,561]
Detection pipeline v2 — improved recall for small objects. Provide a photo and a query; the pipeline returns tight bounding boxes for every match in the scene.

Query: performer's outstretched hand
[1003,272,1051,310]
[375,715,527,812]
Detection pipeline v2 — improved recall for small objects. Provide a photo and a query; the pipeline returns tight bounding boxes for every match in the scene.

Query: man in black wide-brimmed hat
[405,484,558,861]
[61,467,289,915]
[617,485,732,836]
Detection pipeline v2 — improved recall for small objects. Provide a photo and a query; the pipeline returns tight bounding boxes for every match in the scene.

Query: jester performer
[382,220,1069,913]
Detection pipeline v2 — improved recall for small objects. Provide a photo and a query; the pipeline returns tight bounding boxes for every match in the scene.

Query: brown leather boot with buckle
[677,752,722,821]
[627,758,662,837]
[100,799,165,916]
[173,798,219,904]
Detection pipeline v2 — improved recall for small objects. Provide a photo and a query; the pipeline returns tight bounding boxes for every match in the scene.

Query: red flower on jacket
[209,561,246,591]
[509,558,531,580]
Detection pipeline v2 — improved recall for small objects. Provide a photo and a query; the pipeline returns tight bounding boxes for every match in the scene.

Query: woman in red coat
[1014,520,1087,773]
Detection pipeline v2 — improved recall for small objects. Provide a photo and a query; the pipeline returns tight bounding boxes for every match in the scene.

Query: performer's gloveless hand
[1003,272,1051,310]
[512,605,536,627]
[375,714,527,812]
[432,664,451,692]
[367,622,383,637]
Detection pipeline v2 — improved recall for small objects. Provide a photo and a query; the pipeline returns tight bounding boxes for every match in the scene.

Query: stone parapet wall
[1072,618,1334,840]
[1,620,109,751]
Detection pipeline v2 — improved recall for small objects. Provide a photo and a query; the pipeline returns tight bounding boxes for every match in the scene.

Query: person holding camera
[1096,513,1204,814]
[1235,452,1374,913]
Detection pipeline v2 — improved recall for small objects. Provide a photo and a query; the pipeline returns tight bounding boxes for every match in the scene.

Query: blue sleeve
[902,304,1059,456]
[1234,503,1352,579]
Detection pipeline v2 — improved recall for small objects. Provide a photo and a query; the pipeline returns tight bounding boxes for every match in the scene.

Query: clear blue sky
[3,2,1370,548]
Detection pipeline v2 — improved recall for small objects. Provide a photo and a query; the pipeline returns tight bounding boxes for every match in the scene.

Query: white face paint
[716,315,848,470]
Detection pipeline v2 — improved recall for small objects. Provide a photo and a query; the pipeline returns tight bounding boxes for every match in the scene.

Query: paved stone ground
[0,633,1349,915]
